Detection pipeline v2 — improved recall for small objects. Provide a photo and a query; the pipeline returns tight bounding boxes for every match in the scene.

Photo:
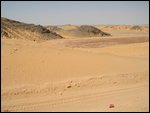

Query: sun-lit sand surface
[1,28,149,112]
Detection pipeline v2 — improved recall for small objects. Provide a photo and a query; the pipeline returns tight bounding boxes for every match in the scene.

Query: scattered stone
[109,104,115,108]
[67,85,72,88]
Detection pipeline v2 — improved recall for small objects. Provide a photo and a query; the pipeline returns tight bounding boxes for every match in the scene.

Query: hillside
[1,17,63,42]
[47,25,111,38]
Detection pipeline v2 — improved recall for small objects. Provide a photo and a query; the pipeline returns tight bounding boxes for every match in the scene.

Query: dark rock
[109,104,115,108]
[67,85,72,88]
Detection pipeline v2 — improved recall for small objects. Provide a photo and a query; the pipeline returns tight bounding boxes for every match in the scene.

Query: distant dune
[96,25,149,32]
[47,25,111,38]
[2,17,148,41]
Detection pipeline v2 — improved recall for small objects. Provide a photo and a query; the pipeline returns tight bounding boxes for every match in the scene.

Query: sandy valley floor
[1,31,149,112]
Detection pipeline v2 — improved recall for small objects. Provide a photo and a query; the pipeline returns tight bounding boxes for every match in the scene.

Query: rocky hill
[1,17,63,42]
[47,25,111,37]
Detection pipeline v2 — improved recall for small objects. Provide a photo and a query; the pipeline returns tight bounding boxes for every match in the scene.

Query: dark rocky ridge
[1,17,63,42]
[47,25,111,37]
[130,25,143,31]
[77,25,111,37]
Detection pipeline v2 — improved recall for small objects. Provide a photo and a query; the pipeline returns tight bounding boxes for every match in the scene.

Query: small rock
[109,104,115,108]
[67,85,72,88]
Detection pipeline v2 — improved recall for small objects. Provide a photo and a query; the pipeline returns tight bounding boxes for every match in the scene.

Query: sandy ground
[1,31,149,112]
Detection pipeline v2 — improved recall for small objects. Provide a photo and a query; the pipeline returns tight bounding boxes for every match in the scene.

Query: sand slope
[1,30,149,111]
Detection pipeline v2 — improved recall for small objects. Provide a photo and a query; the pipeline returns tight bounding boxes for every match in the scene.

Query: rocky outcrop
[1,17,63,42]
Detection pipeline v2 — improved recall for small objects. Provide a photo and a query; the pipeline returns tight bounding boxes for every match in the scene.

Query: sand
[1,30,149,112]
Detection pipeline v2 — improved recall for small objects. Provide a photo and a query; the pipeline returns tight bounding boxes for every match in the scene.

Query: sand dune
[1,18,149,111]
[1,36,149,112]
[2,74,149,112]
[96,25,149,32]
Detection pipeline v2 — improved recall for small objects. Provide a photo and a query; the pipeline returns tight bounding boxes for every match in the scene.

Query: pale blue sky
[1,1,149,25]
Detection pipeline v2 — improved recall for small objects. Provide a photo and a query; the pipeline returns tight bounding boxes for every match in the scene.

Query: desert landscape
[1,17,149,112]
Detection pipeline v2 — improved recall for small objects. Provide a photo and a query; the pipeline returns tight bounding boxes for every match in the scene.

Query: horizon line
[1,16,149,26]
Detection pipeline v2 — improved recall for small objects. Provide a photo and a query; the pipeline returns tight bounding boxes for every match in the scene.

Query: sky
[1,1,149,25]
